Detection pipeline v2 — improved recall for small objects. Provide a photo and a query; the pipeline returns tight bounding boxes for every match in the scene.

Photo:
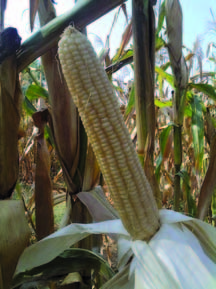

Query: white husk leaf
[128,210,216,289]
[14,210,216,289]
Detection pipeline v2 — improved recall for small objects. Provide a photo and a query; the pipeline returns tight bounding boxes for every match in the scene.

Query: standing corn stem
[165,0,188,210]
[173,123,182,210]
[132,0,161,207]
[132,0,155,161]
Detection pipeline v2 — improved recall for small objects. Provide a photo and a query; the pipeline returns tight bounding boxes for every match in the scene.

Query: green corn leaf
[13,248,114,288]
[161,61,171,71]
[184,103,192,118]
[191,95,204,171]
[155,124,173,181]
[155,154,163,182]
[22,96,37,116]
[101,264,132,289]
[156,1,166,35]
[125,86,172,118]
[155,99,172,108]
[118,48,133,61]
[188,83,216,100]
[155,66,174,87]
[44,125,55,148]
[26,84,49,100]
[160,124,173,155]
[183,91,193,118]
[155,35,166,51]
[22,99,54,147]
[106,49,133,75]
[190,72,216,82]
[176,170,197,217]
[158,74,164,99]
[125,82,135,117]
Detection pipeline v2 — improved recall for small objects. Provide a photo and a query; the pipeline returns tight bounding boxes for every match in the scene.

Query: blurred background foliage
[16,0,216,227]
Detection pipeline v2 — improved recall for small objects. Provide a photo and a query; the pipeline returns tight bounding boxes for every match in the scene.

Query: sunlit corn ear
[58,26,160,241]
[165,0,188,88]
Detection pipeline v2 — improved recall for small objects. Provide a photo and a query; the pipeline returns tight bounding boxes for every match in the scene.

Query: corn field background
[16,0,216,224]
[0,0,216,288]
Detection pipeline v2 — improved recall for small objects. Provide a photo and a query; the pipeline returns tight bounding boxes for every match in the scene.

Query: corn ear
[58,26,159,241]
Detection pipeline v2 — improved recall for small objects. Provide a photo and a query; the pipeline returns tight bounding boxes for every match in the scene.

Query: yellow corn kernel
[58,26,160,241]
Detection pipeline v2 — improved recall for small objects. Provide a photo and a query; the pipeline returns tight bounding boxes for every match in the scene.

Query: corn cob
[58,26,160,241]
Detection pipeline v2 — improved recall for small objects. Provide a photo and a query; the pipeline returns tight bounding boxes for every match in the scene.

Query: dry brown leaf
[0,56,22,199]
[30,0,39,32]
[33,112,54,240]
[198,133,216,220]
[0,200,30,288]
[121,3,128,22]
[117,20,132,59]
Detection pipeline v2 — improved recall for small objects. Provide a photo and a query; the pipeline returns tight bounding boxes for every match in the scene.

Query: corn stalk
[17,0,127,72]
[38,0,83,194]
[165,0,188,211]
[132,0,161,206]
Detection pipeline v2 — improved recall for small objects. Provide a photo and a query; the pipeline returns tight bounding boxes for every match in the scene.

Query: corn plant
[14,16,216,289]
[0,0,216,288]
